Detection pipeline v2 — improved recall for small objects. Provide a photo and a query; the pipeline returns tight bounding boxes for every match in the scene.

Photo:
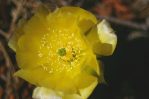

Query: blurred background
[0,0,149,99]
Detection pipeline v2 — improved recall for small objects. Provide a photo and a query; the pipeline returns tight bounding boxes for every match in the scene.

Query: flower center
[57,47,80,65]
[39,29,88,74]
[57,48,66,56]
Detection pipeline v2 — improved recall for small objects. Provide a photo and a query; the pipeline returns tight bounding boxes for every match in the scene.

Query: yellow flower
[9,6,117,99]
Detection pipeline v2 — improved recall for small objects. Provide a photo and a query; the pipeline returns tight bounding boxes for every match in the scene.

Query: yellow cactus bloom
[9,6,117,99]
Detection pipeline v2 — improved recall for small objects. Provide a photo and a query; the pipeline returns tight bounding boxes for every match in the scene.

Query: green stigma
[58,48,66,56]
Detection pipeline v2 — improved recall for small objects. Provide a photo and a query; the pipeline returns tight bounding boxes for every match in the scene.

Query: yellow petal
[14,52,98,95]
[77,54,99,99]
[86,20,117,56]
[47,6,97,33]
[8,5,49,52]
[23,6,49,36]
[8,19,26,52]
